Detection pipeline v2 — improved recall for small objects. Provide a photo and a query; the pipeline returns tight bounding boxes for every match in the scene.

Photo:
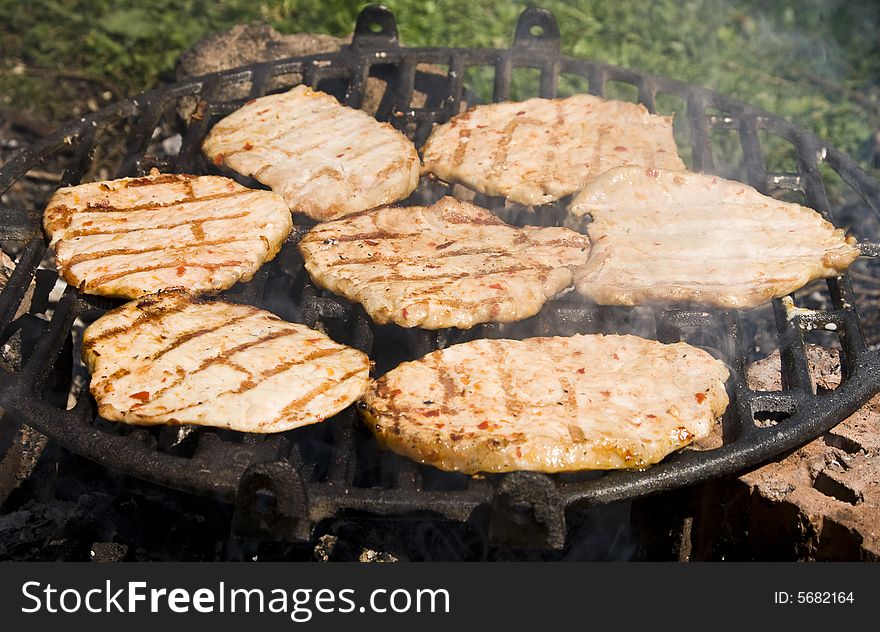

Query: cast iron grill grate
[1,5,880,548]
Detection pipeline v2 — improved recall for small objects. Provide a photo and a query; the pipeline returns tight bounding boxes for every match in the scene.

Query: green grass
[1,0,878,177]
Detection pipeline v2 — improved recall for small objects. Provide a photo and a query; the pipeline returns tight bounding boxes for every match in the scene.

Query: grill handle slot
[490,472,566,549]
[352,4,400,49]
[232,461,311,543]
[513,7,561,54]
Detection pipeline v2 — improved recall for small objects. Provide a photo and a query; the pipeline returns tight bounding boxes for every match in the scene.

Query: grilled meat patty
[569,167,861,309]
[298,196,591,329]
[82,290,371,433]
[202,85,420,221]
[44,172,292,299]
[361,334,730,473]
[421,94,685,206]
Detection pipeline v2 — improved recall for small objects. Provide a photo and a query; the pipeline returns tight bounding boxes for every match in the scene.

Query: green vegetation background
[1,0,878,173]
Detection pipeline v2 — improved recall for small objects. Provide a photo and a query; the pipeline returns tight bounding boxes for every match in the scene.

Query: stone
[175,23,452,122]
[176,24,350,81]
[735,345,880,559]
[175,25,350,122]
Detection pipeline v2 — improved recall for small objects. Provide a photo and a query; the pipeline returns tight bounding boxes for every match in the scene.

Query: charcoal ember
[1,249,45,506]
[2,493,142,561]
[313,533,399,562]
[0,426,48,506]
[0,500,73,560]
[175,23,450,122]
[358,548,398,563]
[313,533,338,561]
[63,492,121,543]
[0,332,22,373]
[0,250,34,328]
[0,249,35,371]
[735,345,880,560]
[90,541,130,562]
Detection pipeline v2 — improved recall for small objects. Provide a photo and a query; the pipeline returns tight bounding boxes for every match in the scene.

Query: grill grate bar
[19,286,79,392]
[708,113,740,131]
[300,62,319,88]
[795,134,834,223]
[772,298,814,394]
[587,67,605,97]
[828,275,866,378]
[116,97,165,178]
[227,263,271,307]
[837,314,863,380]
[60,127,97,188]
[175,78,223,172]
[0,148,43,195]
[493,56,512,102]
[446,55,466,115]
[825,149,880,222]
[345,60,372,110]
[738,116,768,193]
[304,61,349,90]
[248,66,272,100]
[743,390,801,441]
[395,57,418,112]
[0,207,43,241]
[636,78,656,113]
[308,483,488,523]
[411,111,441,147]
[327,409,357,486]
[348,310,374,355]
[828,273,857,312]
[748,391,801,414]
[686,94,714,172]
[539,58,559,98]
[766,173,803,191]
[0,237,45,335]
[372,70,404,123]
[392,457,421,491]
[730,311,757,439]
